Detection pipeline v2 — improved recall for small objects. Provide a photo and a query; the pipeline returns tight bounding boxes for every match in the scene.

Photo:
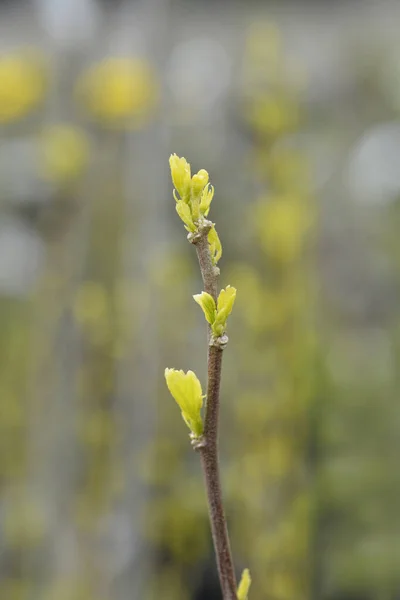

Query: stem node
[210,334,229,350]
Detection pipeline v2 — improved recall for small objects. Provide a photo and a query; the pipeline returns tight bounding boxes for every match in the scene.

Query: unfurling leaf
[193,291,216,325]
[193,286,236,338]
[217,285,236,322]
[199,184,214,216]
[208,226,222,265]
[169,153,191,200]
[212,285,237,337]
[164,368,204,437]
[237,569,251,600]
[176,200,196,232]
[191,168,209,197]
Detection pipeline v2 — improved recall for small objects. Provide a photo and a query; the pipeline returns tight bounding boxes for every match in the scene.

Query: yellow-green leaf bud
[237,568,251,600]
[217,285,236,320]
[208,226,222,265]
[164,368,204,437]
[212,285,236,337]
[169,153,191,200]
[176,200,196,232]
[199,184,214,216]
[191,169,209,197]
[193,291,216,325]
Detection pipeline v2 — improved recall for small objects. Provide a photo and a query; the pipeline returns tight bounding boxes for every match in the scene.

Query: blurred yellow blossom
[268,148,312,193]
[269,571,302,600]
[0,50,47,124]
[247,94,299,137]
[40,124,90,183]
[253,195,312,263]
[74,282,108,324]
[75,57,158,128]
[245,21,282,73]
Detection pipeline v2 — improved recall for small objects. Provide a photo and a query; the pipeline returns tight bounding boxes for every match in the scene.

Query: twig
[166,155,246,599]
[192,232,238,600]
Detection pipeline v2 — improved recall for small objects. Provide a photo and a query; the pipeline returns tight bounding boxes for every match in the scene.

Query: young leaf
[237,569,251,600]
[176,200,196,232]
[193,291,216,325]
[212,286,237,337]
[169,153,191,200]
[208,226,222,265]
[164,368,204,437]
[217,285,236,322]
[191,168,209,197]
[199,184,214,216]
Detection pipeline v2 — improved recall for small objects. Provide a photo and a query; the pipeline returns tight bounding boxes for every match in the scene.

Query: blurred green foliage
[0,7,399,600]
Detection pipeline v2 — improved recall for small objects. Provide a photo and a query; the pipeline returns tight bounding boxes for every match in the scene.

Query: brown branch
[193,232,237,600]
[194,232,218,301]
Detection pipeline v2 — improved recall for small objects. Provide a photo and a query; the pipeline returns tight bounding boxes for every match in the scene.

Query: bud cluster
[169,154,221,265]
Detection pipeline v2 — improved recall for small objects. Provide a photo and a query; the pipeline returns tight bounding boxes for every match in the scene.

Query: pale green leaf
[191,168,209,197]
[164,368,204,436]
[208,226,222,265]
[176,200,196,232]
[237,569,251,600]
[169,153,191,198]
[212,286,236,337]
[193,291,216,325]
[217,285,236,320]
[199,184,214,216]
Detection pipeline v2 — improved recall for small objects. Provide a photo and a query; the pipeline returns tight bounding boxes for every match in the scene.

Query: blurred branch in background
[223,21,318,600]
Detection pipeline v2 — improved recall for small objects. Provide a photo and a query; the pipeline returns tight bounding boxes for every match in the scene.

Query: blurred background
[1,0,400,599]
